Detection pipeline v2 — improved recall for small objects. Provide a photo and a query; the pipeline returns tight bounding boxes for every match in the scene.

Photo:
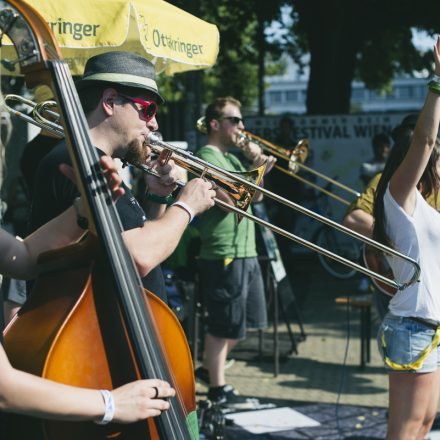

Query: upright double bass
[0,1,198,438]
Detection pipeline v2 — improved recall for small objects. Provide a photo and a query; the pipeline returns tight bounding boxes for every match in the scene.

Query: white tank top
[384,185,440,321]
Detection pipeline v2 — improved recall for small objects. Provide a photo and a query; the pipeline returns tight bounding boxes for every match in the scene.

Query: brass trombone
[4,94,265,215]
[196,116,361,205]
[145,132,419,291]
[5,94,63,137]
[5,94,420,291]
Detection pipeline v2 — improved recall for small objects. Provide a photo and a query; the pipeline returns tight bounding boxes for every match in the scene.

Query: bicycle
[313,223,360,279]
[289,178,362,279]
[311,181,362,279]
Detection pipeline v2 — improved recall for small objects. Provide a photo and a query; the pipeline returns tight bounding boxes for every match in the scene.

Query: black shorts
[198,257,267,339]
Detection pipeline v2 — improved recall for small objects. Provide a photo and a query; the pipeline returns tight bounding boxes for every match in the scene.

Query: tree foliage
[291,0,440,114]
[168,0,440,115]
[167,0,287,109]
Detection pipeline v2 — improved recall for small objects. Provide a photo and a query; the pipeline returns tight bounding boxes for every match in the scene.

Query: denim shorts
[377,312,440,373]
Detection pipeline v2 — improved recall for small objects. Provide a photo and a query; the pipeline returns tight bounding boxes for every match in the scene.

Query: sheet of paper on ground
[225,407,320,434]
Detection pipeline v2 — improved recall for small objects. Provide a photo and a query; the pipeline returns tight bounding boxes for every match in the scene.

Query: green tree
[291,0,440,114]
[167,0,286,111]
[199,0,285,111]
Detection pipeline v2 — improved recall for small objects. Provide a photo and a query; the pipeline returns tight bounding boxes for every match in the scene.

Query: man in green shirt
[195,96,275,407]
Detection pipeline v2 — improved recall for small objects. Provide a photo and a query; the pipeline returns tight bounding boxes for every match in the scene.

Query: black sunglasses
[220,116,243,125]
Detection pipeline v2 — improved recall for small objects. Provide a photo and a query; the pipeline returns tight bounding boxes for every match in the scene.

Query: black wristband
[146,192,174,205]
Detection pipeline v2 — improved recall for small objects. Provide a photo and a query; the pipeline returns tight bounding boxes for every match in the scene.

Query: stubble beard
[123,138,150,166]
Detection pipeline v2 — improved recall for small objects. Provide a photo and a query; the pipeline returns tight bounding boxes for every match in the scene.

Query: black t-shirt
[20,133,59,200]
[29,141,166,301]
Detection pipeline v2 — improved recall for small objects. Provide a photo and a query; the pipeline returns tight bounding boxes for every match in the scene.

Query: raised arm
[389,37,440,213]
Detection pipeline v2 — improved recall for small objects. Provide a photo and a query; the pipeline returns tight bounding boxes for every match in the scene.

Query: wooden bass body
[3,237,197,439]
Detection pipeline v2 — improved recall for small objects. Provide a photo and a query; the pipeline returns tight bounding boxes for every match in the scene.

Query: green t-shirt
[195,145,257,260]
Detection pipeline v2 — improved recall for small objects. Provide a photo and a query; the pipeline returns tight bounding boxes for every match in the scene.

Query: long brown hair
[373,130,440,248]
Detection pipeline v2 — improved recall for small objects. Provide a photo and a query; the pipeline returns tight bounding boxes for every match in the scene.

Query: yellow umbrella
[2,0,219,75]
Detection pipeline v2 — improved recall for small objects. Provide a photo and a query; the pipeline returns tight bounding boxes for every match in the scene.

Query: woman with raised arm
[373,37,440,439]
[0,155,174,426]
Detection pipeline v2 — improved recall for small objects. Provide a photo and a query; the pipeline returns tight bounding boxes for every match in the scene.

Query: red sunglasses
[118,93,158,122]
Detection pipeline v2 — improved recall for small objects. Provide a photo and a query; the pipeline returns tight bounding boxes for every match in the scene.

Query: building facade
[264,57,427,114]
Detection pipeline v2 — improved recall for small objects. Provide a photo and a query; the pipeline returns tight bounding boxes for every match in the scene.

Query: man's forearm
[123,206,190,277]
[143,201,167,219]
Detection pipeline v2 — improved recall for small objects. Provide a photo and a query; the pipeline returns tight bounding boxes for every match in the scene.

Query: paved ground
[195,252,388,408]
[193,252,391,438]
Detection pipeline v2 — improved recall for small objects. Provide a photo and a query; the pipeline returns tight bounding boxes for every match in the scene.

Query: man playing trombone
[194,96,275,407]
[27,51,216,304]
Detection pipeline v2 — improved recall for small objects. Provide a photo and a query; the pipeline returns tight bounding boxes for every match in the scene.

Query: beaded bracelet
[428,80,440,95]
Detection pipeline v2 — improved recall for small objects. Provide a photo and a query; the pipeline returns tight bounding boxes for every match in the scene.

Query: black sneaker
[194,366,210,385]
[207,385,260,410]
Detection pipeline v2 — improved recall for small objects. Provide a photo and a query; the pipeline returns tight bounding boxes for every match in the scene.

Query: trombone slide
[146,132,420,292]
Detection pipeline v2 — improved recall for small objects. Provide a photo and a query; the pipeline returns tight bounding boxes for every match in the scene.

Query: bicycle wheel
[314,225,360,279]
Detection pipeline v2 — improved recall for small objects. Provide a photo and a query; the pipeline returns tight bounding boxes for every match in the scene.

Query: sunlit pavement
[195,253,391,438]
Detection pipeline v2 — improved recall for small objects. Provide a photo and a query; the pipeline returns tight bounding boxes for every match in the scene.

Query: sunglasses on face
[118,93,158,122]
[220,116,243,125]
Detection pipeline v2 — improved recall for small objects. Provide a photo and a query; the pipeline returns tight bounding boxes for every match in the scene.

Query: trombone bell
[221,163,266,223]
[148,132,267,218]
[237,130,360,204]
[225,164,266,213]
[288,139,309,173]
[196,116,207,135]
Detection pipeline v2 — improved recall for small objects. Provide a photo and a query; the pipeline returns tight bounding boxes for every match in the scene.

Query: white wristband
[95,389,115,425]
[171,201,194,223]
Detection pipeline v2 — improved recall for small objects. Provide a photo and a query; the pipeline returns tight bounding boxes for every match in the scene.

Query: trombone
[146,132,419,291]
[5,94,63,137]
[197,116,361,205]
[5,94,420,291]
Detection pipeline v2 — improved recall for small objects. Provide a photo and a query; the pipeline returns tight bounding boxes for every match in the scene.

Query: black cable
[335,296,351,439]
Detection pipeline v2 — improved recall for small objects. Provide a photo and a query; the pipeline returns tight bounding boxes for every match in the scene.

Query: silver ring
[152,386,159,399]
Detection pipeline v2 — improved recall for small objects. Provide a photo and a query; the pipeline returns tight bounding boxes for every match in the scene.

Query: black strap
[409,316,439,331]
